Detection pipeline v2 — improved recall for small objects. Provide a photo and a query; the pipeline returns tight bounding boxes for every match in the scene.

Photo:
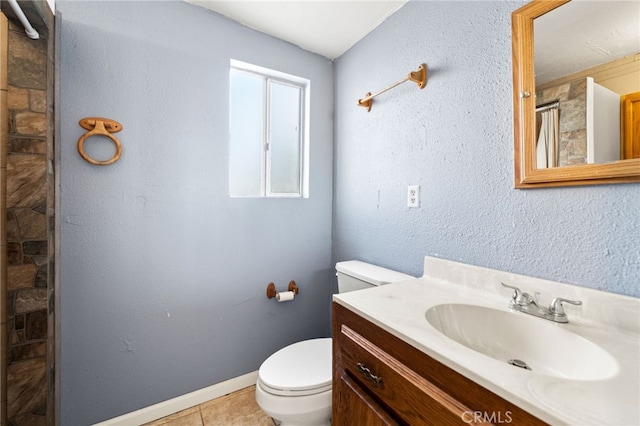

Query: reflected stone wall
[536,78,588,166]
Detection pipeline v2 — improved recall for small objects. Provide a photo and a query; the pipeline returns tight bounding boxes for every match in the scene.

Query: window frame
[229,60,310,198]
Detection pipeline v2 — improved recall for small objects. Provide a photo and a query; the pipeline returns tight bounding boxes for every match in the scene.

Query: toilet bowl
[256,338,332,426]
[256,261,414,425]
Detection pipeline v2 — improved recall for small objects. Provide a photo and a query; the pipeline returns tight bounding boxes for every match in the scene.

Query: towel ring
[77,117,123,165]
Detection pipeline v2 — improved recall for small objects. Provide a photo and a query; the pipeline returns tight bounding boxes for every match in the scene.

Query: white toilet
[255,260,414,425]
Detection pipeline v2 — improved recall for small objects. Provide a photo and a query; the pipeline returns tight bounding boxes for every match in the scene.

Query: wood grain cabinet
[332,303,547,425]
[622,91,640,159]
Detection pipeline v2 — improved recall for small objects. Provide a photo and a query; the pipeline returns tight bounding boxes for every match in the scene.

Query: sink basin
[425,303,618,381]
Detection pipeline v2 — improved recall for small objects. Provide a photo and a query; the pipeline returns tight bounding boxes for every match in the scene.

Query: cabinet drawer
[339,323,480,425]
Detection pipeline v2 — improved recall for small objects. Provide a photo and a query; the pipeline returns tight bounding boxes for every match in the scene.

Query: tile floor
[143,386,275,426]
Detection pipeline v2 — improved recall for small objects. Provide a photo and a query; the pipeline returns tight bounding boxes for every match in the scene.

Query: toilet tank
[335,260,414,293]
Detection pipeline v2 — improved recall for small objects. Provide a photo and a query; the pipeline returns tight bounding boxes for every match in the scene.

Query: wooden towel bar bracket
[358,63,427,112]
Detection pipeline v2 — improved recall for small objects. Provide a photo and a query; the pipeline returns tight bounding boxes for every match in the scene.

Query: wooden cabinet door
[333,372,399,426]
[622,91,640,159]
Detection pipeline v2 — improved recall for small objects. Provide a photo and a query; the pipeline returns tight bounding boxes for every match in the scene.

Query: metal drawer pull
[356,362,382,386]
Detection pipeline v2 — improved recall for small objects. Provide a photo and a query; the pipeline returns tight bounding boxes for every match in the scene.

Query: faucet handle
[500,282,521,300]
[548,297,583,322]
[501,282,528,307]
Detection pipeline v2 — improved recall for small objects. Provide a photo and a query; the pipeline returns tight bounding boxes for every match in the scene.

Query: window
[229,60,309,198]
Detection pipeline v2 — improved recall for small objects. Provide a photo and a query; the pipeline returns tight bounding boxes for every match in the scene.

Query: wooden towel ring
[77,117,123,165]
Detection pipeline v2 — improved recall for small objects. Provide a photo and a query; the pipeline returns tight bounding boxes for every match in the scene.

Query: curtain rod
[536,100,559,113]
[7,0,39,39]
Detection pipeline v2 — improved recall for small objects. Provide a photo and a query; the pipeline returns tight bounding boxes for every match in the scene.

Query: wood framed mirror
[512,0,640,188]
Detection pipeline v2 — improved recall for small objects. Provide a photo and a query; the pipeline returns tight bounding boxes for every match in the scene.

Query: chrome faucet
[500,282,582,323]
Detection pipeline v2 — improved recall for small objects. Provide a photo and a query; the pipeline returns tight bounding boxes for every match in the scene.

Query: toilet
[255,260,414,425]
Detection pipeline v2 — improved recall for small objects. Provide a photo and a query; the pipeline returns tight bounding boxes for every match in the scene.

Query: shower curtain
[536,108,559,168]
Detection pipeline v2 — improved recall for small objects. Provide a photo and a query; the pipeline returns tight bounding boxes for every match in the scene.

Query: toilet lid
[258,338,332,396]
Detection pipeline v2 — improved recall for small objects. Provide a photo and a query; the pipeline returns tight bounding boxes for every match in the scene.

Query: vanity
[332,257,640,425]
[332,304,544,425]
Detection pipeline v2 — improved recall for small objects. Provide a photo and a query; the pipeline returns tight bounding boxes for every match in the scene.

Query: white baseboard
[94,371,259,425]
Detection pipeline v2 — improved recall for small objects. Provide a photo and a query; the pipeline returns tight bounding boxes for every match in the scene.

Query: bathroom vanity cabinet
[332,303,546,425]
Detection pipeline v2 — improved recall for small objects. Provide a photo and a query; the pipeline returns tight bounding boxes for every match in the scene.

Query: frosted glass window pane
[269,82,301,194]
[229,70,264,197]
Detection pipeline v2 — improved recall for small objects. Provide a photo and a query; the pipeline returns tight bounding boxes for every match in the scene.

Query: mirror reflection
[533,0,640,169]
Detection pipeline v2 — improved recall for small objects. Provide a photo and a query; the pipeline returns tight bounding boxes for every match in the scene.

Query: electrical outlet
[407,185,420,208]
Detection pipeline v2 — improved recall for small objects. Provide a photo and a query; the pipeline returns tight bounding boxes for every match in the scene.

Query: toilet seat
[258,338,332,397]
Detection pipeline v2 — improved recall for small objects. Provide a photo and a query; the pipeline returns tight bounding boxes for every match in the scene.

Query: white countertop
[333,257,640,426]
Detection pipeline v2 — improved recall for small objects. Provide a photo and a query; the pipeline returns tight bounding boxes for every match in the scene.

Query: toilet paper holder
[266,280,299,299]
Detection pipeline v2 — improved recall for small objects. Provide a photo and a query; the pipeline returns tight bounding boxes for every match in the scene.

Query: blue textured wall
[56,0,639,423]
[56,1,333,424]
[333,1,639,297]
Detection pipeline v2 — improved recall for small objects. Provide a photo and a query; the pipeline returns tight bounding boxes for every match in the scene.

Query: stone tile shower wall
[536,78,587,166]
[1,12,8,426]
[4,19,54,426]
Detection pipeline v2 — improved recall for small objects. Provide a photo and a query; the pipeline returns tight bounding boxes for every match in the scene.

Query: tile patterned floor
[143,386,275,426]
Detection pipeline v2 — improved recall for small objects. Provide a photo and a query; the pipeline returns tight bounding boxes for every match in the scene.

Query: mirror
[512,0,640,188]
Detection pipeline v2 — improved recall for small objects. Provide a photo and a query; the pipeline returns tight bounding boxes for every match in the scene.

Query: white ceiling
[534,0,640,84]
[184,0,638,79]
[184,0,408,60]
